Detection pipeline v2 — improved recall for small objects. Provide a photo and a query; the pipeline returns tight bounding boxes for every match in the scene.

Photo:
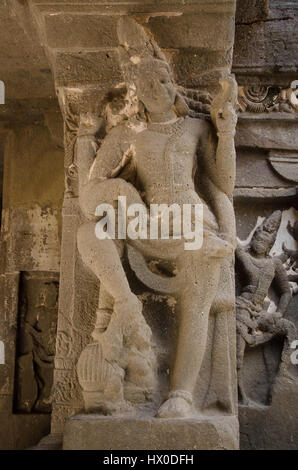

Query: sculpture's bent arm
[76,124,134,189]
[76,123,140,220]
[201,120,236,198]
[89,125,135,182]
[205,75,238,198]
[236,245,252,268]
[199,122,236,244]
[273,258,292,314]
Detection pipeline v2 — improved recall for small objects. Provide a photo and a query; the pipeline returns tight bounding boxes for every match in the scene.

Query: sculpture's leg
[204,310,234,413]
[236,333,249,405]
[157,253,222,418]
[77,222,141,320]
[34,359,53,413]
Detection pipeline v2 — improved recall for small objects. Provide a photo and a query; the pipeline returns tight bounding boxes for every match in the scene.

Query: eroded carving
[15,271,59,413]
[75,18,238,418]
[238,86,298,114]
[236,212,296,406]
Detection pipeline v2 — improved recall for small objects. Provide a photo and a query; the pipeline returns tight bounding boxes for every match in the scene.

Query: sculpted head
[250,211,282,256]
[117,16,188,120]
[135,60,176,115]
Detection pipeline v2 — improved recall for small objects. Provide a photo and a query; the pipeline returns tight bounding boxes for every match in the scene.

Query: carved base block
[63,415,239,450]
[239,376,298,450]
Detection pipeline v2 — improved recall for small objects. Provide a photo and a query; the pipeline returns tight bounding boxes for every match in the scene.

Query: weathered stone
[54,50,122,87]
[145,13,235,50]
[233,12,298,86]
[71,17,238,429]
[0,414,51,450]
[45,14,119,49]
[1,0,297,453]
[236,211,294,405]
[234,187,297,202]
[235,114,298,150]
[63,415,239,450]
[236,0,269,24]
[240,376,298,450]
[171,48,233,89]
[15,271,59,414]
[235,149,293,189]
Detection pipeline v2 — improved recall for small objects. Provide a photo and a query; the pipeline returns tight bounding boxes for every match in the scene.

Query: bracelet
[217,131,236,138]
[168,390,193,405]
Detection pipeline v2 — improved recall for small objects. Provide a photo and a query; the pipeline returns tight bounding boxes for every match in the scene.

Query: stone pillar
[29,0,239,449]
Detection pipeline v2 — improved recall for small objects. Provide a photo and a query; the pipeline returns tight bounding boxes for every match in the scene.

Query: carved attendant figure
[236,211,295,405]
[75,18,238,418]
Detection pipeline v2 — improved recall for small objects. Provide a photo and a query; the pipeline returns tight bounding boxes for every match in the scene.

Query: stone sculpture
[75,17,238,418]
[15,272,59,413]
[236,211,296,405]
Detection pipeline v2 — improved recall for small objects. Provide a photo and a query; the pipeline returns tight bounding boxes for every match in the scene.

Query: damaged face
[251,227,274,256]
[136,61,176,115]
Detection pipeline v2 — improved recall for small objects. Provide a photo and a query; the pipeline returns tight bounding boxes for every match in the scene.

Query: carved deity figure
[236,211,296,405]
[75,17,238,418]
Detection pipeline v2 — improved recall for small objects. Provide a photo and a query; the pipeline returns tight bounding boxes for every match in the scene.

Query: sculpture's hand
[211,74,238,136]
[78,113,104,137]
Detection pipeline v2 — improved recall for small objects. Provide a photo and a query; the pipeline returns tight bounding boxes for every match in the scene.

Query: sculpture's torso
[135,116,202,207]
[241,254,276,307]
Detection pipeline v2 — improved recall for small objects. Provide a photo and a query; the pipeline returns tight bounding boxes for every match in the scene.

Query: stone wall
[0,114,64,449]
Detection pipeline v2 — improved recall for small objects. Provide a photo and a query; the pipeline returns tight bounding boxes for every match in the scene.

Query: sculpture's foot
[157,390,193,419]
[204,232,234,259]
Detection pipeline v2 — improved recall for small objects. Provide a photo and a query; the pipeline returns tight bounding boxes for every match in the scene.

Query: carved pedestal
[63,415,239,451]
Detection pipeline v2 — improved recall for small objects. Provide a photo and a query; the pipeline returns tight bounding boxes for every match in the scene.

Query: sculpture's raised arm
[209,75,238,197]
[199,75,238,250]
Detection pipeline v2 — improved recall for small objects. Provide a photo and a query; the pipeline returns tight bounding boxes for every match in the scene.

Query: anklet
[169,390,193,405]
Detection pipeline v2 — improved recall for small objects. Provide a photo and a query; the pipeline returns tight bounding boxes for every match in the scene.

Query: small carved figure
[236,212,296,405]
[16,272,59,413]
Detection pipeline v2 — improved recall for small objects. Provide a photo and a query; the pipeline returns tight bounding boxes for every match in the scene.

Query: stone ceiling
[0,0,296,125]
[0,0,57,123]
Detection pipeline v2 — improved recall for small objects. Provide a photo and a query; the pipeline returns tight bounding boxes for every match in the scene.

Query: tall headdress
[262,211,282,235]
[253,210,282,251]
[117,17,190,118]
[117,16,171,84]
